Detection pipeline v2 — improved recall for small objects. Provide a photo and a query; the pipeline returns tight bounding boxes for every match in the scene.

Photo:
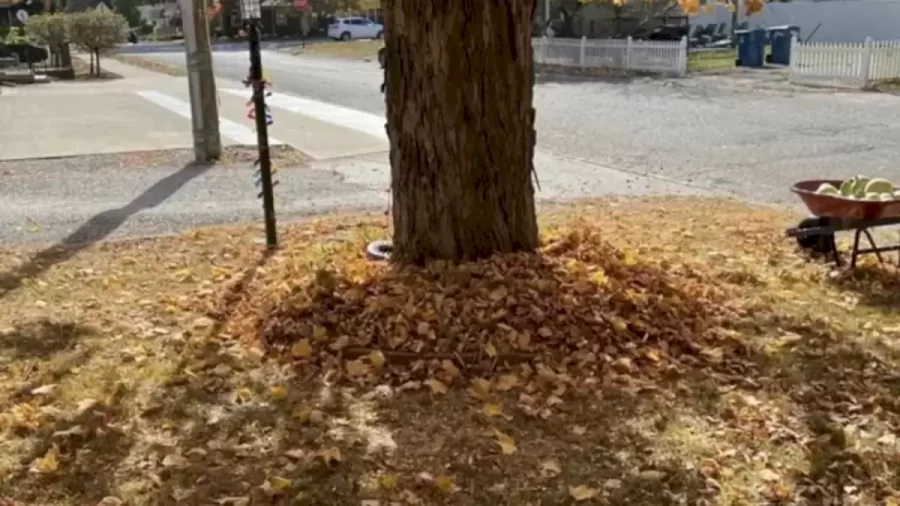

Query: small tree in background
[66,10,128,76]
[24,14,71,68]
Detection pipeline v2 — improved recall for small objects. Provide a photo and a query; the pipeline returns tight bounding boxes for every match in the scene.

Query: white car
[327,17,384,41]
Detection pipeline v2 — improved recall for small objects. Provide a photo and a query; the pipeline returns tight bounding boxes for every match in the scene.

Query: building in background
[690,0,900,43]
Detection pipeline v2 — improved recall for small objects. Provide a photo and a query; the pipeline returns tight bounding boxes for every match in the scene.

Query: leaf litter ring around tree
[218,225,745,385]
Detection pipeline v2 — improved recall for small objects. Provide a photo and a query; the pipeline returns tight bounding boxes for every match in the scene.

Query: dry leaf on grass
[269,386,288,400]
[291,339,313,359]
[425,378,448,395]
[482,403,504,418]
[434,475,458,494]
[491,428,517,455]
[30,444,60,474]
[540,460,562,477]
[315,446,342,465]
[569,485,599,501]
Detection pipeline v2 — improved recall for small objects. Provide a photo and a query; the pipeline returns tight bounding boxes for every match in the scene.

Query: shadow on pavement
[0,162,213,299]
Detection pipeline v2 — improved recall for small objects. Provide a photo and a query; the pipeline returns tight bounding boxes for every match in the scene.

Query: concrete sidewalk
[0,57,386,161]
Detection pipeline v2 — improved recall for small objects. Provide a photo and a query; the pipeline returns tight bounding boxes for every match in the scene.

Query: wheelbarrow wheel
[795,217,837,256]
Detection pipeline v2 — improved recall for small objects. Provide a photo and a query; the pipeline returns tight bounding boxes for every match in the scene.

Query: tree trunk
[89,51,95,75]
[95,50,101,76]
[384,0,539,265]
[61,43,72,69]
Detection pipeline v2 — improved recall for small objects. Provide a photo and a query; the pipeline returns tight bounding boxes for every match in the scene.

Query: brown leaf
[469,378,492,400]
[492,428,517,455]
[346,359,370,377]
[425,378,448,395]
[315,446,342,465]
[495,374,519,391]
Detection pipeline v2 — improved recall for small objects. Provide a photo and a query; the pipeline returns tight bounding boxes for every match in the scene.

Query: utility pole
[181,0,221,162]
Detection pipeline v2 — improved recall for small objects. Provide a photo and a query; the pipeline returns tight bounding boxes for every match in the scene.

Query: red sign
[293,0,307,9]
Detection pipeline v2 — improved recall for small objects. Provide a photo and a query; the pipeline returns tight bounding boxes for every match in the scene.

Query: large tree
[383,0,540,264]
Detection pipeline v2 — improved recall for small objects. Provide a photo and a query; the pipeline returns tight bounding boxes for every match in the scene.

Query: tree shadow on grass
[0,161,213,300]
[677,305,900,503]
[826,264,900,310]
[0,319,94,361]
[3,382,136,505]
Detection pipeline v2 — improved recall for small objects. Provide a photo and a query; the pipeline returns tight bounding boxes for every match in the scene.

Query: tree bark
[95,50,101,76]
[384,0,539,265]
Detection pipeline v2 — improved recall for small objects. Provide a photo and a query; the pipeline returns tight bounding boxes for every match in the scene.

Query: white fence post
[860,36,873,88]
[580,36,587,68]
[538,36,547,64]
[789,35,798,83]
[678,36,688,76]
[625,36,633,71]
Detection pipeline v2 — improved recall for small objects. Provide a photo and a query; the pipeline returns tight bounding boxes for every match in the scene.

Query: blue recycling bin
[735,28,766,68]
[767,25,800,65]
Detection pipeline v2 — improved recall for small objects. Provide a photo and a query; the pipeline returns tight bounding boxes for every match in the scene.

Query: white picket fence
[789,36,900,89]
[533,36,688,77]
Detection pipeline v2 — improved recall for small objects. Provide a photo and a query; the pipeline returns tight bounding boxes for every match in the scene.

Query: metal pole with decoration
[239,0,278,249]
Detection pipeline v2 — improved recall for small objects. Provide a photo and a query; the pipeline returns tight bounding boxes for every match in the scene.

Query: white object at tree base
[16,10,28,23]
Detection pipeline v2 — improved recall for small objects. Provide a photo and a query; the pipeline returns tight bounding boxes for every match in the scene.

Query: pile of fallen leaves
[220,226,747,385]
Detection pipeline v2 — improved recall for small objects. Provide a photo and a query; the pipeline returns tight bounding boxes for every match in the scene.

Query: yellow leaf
[492,428,517,455]
[495,374,519,391]
[569,485,599,501]
[316,446,342,465]
[236,388,253,402]
[346,359,370,377]
[482,403,504,418]
[378,474,398,490]
[32,444,60,474]
[485,342,497,358]
[313,325,328,341]
[291,339,313,359]
[270,476,292,490]
[469,378,492,400]
[291,404,312,422]
[610,316,628,333]
[368,350,386,369]
[622,250,638,266]
[434,475,457,493]
[425,378,448,395]
[269,386,288,400]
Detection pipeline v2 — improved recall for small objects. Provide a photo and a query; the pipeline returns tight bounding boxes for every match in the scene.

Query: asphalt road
[134,45,900,206]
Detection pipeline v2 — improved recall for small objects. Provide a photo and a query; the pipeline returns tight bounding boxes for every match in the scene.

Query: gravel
[0,148,385,247]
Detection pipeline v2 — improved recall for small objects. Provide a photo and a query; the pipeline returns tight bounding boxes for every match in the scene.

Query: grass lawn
[108,53,187,77]
[875,78,900,95]
[290,39,383,60]
[2,197,900,505]
[687,49,737,73]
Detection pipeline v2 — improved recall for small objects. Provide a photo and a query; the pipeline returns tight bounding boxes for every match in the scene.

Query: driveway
[138,46,900,205]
